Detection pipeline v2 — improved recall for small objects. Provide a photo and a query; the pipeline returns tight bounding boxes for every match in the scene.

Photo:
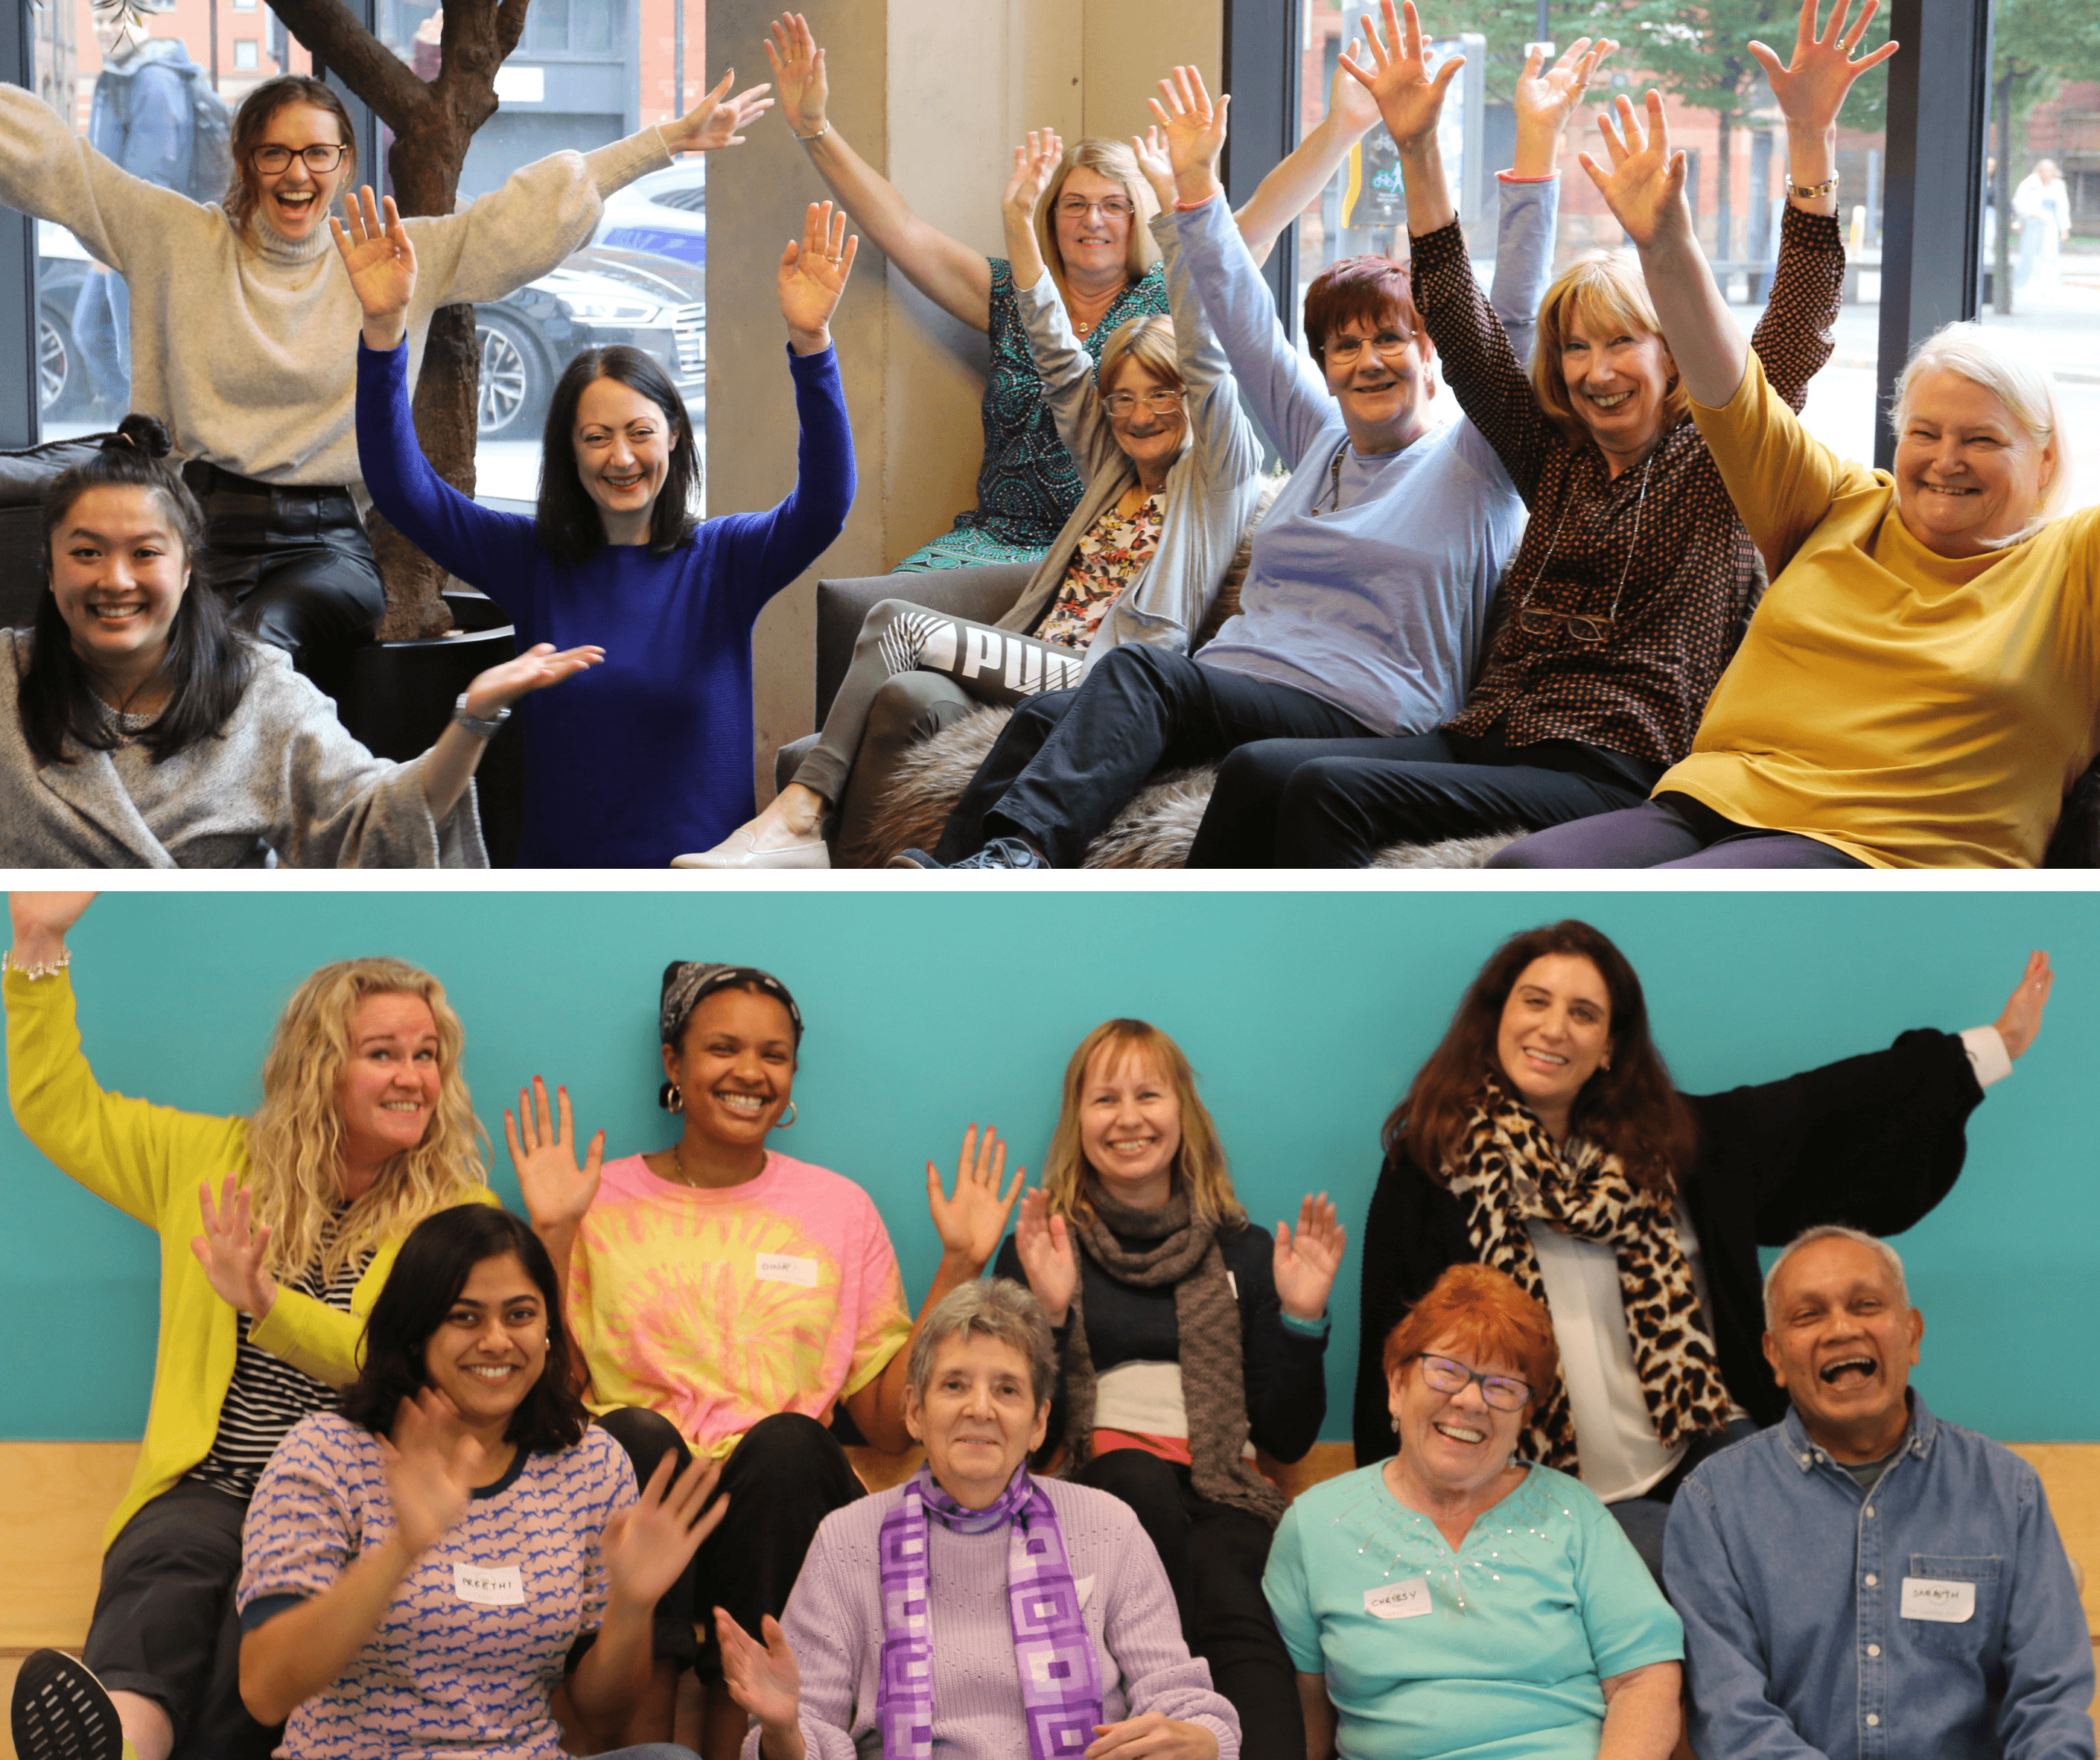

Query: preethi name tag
[755,1254,819,1287]
[1364,1577,1431,1619]
[1900,1576,1976,1623]
[453,1563,524,1607]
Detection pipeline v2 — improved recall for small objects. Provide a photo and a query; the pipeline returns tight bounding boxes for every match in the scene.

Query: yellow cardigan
[1659,351,2100,867]
[4,964,491,1546]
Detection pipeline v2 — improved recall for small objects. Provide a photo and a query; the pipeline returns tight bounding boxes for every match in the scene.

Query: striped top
[188,1219,372,1501]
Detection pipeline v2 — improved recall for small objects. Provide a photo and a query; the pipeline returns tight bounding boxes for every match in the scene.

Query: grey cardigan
[0,631,484,868]
[996,214,1266,663]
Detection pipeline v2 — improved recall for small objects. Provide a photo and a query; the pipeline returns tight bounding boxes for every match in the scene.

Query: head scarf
[658,960,804,1050]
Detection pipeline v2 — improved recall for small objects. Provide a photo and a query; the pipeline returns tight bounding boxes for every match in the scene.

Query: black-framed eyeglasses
[1417,1354,1532,1412]
[1055,196,1135,219]
[1516,606,1616,645]
[252,143,350,174]
[1101,389,1185,418]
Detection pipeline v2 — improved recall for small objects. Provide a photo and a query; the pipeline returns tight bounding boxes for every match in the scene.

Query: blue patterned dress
[894,257,1169,572]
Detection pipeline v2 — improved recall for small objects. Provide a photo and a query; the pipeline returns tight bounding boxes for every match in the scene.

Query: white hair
[1891,321,2070,531]
[1762,1225,1910,1330]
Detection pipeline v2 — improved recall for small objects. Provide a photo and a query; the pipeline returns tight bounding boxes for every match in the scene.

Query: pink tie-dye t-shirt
[570,1150,913,1459]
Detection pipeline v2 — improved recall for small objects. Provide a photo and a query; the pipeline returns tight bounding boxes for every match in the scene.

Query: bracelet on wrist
[793,121,830,143]
[451,692,511,740]
[2,948,71,981]
[1786,173,1839,202]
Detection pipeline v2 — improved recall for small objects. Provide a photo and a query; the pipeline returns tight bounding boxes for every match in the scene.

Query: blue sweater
[355,339,854,867]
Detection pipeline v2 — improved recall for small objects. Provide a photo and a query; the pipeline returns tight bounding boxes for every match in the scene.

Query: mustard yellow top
[1658,351,2100,867]
[4,964,491,1546]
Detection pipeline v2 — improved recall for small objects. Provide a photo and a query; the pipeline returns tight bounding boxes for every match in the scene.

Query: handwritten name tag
[755,1254,819,1287]
[453,1562,524,1607]
[1900,1576,1976,1623]
[1364,1577,1431,1619]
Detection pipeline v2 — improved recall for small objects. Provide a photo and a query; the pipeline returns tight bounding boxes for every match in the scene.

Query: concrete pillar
[705,0,1221,800]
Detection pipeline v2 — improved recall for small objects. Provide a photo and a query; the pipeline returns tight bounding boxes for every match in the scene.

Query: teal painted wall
[4,888,2094,1443]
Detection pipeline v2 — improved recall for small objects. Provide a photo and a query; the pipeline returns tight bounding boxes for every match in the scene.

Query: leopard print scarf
[1442,1077,1733,1473]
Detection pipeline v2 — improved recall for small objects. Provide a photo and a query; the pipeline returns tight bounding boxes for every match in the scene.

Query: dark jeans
[80,1479,281,1760]
[1076,1451,1305,1760]
[934,644,1371,868]
[1192,729,1661,868]
[1606,1415,1762,1587]
[596,1409,864,1680]
[183,460,386,681]
[1489,794,1870,870]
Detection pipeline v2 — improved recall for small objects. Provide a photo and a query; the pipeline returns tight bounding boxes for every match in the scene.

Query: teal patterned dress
[894,257,1170,573]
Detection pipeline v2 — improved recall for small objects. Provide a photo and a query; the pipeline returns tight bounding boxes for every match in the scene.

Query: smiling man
[1663,1226,2094,1760]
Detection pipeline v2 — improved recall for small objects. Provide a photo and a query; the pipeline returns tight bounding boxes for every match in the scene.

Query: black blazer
[1352,1030,1985,1464]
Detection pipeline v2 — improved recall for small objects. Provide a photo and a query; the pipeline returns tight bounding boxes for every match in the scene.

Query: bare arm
[418,644,605,822]
[1296,1673,1338,1760]
[766,13,992,330]
[1597,1659,1682,1760]
[1234,32,1380,266]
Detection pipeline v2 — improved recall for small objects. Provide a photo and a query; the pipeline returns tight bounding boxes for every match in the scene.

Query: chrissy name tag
[754,1254,819,1287]
[1900,1576,1976,1623]
[1364,1578,1431,1619]
[453,1563,524,1607]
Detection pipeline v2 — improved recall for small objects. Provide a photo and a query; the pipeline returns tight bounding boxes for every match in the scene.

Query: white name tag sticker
[1364,1577,1431,1619]
[1076,1575,1095,1608]
[452,1562,524,1607]
[755,1254,819,1287]
[1900,1576,1976,1623]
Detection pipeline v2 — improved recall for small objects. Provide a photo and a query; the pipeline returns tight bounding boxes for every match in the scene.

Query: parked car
[593,159,704,268]
[35,220,99,421]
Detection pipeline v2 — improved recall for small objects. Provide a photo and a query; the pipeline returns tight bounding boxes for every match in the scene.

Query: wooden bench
[7,1438,2096,1759]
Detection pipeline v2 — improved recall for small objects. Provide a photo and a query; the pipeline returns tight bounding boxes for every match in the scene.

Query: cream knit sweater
[0,85,669,488]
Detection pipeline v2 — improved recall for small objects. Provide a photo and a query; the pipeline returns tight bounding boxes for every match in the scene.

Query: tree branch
[267,0,430,134]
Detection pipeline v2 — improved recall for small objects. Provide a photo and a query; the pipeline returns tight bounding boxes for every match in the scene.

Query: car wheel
[38,307,78,416]
[475,311,546,438]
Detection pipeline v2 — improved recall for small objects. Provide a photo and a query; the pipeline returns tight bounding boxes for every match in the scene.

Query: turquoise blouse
[1263,1462,1682,1760]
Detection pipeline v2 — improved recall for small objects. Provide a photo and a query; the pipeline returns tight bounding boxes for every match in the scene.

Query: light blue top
[1264,1462,1681,1760]
[1665,1395,2095,1760]
[1171,177,1557,736]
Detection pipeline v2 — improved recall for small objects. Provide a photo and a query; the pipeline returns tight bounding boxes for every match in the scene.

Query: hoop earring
[664,1083,684,1115]
[777,1100,798,1128]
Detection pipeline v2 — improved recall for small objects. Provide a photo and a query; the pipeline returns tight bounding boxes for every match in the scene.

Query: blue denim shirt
[1664,1394,2093,1760]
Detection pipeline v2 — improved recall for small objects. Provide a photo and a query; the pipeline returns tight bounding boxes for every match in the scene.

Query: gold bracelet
[1787,173,1839,201]
[793,122,830,143]
[3,948,71,981]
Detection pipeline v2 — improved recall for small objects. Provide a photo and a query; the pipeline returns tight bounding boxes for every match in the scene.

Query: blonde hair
[1097,313,1182,394]
[1891,320,2069,530]
[246,958,489,1283]
[1039,1020,1244,1231]
[1034,138,1159,301]
[1531,250,1690,442]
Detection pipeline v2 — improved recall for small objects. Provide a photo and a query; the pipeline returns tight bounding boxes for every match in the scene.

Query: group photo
[1,886,2095,1760]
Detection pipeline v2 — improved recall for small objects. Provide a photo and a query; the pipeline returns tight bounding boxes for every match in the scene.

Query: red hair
[1383,1263,1558,1409]
[1302,255,1423,366]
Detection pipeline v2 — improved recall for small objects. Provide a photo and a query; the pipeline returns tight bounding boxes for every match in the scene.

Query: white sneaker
[671,827,830,870]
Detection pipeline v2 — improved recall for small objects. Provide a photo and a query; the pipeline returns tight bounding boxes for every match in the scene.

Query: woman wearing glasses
[688,127,1264,867]
[1189,0,1875,867]
[0,67,766,677]
[1268,1263,1685,1760]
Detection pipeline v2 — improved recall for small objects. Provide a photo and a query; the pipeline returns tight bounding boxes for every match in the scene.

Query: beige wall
[707,0,1221,803]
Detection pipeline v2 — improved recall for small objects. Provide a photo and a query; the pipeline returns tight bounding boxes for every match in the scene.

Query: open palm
[329,186,417,323]
[1149,65,1229,182]
[1273,1193,1346,1321]
[1014,1187,1080,1323]
[603,1453,724,1608]
[717,1607,803,1738]
[1341,0,1463,151]
[464,643,605,718]
[1749,0,1900,138]
[1130,127,1177,213]
[1513,35,1617,140]
[506,1076,604,1234]
[778,202,858,338]
[927,1123,1026,1269]
[763,13,828,136]
[1003,130,1066,233]
[1580,90,1688,249]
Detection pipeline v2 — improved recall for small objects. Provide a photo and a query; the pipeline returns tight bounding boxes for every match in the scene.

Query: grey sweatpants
[789,598,1088,863]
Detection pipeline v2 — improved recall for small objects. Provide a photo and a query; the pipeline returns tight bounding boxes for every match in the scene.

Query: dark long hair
[19,415,252,768]
[535,347,701,565]
[224,75,357,237]
[1384,920,1698,1194]
[340,1205,588,1453]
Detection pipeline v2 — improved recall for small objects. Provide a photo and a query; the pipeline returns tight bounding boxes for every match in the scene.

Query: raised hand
[1014,1187,1080,1326]
[1003,130,1066,240]
[328,186,417,345]
[1273,1192,1346,1323]
[926,1123,1027,1272]
[462,643,606,718]
[1513,35,1617,144]
[716,1607,806,1760]
[1148,65,1229,189]
[1993,948,2053,1060]
[1340,0,1463,153]
[1130,126,1177,214]
[764,13,828,138]
[667,68,774,155]
[190,1174,279,1318]
[7,891,97,968]
[1326,26,1381,139]
[778,201,858,351]
[380,1387,481,1558]
[506,1076,605,1236]
[603,1453,726,1610]
[1579,90,1689,251]
[1084,1712,1220,1759]
[1749,0,1899,139]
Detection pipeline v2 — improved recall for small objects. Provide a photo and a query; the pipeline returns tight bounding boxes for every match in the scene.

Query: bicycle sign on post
[1337,34,1486,260]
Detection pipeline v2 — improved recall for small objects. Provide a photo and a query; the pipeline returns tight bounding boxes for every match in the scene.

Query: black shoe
[11,1651,124,1760]
[888,847,943,869]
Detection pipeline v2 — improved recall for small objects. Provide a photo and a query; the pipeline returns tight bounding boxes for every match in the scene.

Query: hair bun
[109,413,173,459]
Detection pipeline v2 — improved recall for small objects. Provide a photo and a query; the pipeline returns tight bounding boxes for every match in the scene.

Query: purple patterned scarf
[876,1462,1102,1760]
